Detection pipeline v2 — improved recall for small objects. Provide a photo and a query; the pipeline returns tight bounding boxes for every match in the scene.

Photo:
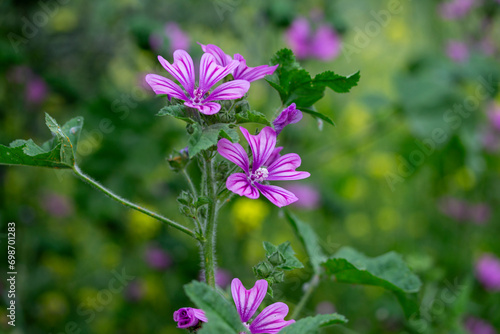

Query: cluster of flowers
[174,279,295,333]
[146,44,309,207]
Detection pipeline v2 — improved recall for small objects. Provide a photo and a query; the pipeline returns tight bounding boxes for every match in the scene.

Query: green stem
[202,157,218,288]
[181,168,197,198]
[291,275,319,319]
[73,165,198,240]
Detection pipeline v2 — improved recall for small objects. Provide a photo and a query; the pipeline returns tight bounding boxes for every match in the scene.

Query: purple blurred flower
[475,254,500,291]
[149,23,190,53]
[231,278,294,333]
[446,40,469,62]
[199,43,278,82]
[41,192,74,218]
[439,0,476,19]
[286,183,320,209]
[146,50,249,115]
[272,103,303,135]
[124,280,144,302]
[488,103,500,132]
[215,268,232,288]
[173,307,207,329]
[482,130,500,152]
[464,316,497,334]
[26,77,48,104]
[285,17,341,61]
[145,245,172,270]
[468,204,491,225]
[438,197,469,221]
[315,301,336,314]
[217,127,310,207]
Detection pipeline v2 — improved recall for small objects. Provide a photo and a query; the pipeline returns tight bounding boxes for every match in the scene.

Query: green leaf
[184,281,247,334]
[188,123,239,158]
[300,108,335,127]
[236,110,271,126]
[313,70,360,93]
[263,241,304,270]
[278,314,347,334]
[322,247,422,318]
[284,211,326,274]
[0,114,83,169]
[157,104,196,124]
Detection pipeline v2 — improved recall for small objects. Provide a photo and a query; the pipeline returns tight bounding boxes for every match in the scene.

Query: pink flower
[439,0,476,19]
[464,316,497,334]
[446,40,469,62]
[231,278,295,333]
[146,50,250,115]
[150,23,190,53]
[272,103,303,135]
[217,127,310,207]
[286,183,320,209]
[144,245,172,270]
[488,103,500,132]
[475,254,500,291]
[173,307,207,329]
[285,17,341,61]
[199,43,278,82]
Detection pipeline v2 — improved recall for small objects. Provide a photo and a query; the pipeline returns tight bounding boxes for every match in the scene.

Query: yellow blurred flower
[38,291,68,324]
[50,8,78,32]
[342,102,372,135]
[339,176,367,201]
[231,198,270,234]
[376,207,399,231]
[367,152,395,179]
[454,167,476,190]
[127,209,161,240]
[41,253,75,278]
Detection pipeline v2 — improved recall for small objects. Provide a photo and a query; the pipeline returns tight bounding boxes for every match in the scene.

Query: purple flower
[488,103,500,132]
[173,307,208,329]
[150,23,190,53]
[286,183,320,209]
[124,280,144,302]
[217,127,310,207]
[231,278,294,333]
[272,103,303,135]
[199,43,278,82]
[285,17,341,61]
[40,192,74,218]
[146,50,250,115]
[439,0,476,19]
[446,40,469,63]
[464,316,497,334]
[145,245,172,270]
[468,204,491,225]
[475,254,500,291]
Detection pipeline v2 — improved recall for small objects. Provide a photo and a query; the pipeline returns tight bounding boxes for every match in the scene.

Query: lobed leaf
[188,123,239,158]
[184,280,247,334]
[235,110,271,126]
[313,70,360,93]
[157,104,196,124]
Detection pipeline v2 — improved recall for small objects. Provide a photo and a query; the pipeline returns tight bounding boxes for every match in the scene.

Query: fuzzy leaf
[323,247,422,318]
[188,123,238,158]
[184,281,247,334]
[278,314,348,334]
[236,110,271,126]
[300,108,335,126]
[0,114,83,169]
[313,71,360,93]
[263,241,304,270]
[284,211,326,274]
[157,104,196,123]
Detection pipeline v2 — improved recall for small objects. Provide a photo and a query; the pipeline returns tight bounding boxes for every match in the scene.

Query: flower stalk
[202,155,218,288]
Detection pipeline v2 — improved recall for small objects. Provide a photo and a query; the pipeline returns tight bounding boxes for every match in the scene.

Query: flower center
[191,88,206,104]
[250,167,268,183]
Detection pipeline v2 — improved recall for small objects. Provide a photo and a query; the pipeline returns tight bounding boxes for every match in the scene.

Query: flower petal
[158,51,195,96]
[240,126,277,173]
[249,302,295,334]
[198,43,233,67]
[199,53,239,92]
[192,309,208,323]
[254,183,298,207]
[227,173,259,199]
[217,138,250,173]
[231,278,268,323]
[184,101,221,115]
[263,147,283,167]
[145,74,188,100]
[204,80,250,102]
[267,153,310,181]
[233,54,278,82]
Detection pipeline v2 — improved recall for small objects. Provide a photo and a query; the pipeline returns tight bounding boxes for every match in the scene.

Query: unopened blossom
[464,316,497,334]
[475,254,500,291]
[173,307,207,329]
[217,126,310,207]
[272,103,303,135]
[146,50,250,115]
[285,17,341,61]
[231,278,294,333]
[199,43,278,82]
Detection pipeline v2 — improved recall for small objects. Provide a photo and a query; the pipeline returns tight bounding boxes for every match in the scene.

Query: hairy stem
[202,157,218,288]
[181,168,198,198]
[291,275,320,319]
[73,165,198,240]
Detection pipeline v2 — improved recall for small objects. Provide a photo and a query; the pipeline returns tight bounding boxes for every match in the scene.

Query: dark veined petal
[263,147,283,167]
[217,138,250,173]
[158,50,195,96]
[231,278,268,323]
[233,54,278,82]
[192,309,208,323]
[204,80,250,102]
[249,302,295,334]
[145,74,188,100]
[184,101,221,115]
[267,153,310,181]
[199,53,239,92]
[240,126,277,173]
[254,183,298,208]
[198,43,232,67]
[226,173,259,199]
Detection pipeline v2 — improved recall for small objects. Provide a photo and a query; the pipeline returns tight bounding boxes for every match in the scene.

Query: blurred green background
[1,0,499,333]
